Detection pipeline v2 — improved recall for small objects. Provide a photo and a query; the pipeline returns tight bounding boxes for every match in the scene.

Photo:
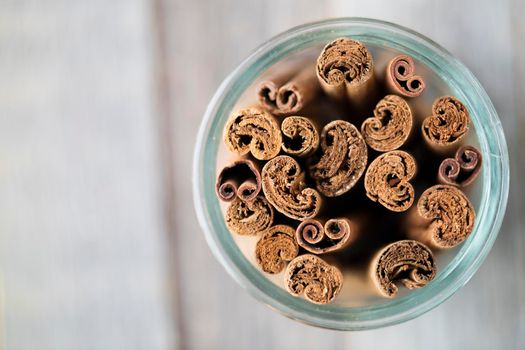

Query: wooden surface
[1,0,524,349]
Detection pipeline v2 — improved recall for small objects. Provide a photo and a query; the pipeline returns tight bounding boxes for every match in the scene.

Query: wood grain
[0,1,176,349]
[0,0,524,349]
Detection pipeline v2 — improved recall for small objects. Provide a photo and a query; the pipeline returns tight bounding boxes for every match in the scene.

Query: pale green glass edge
[192,18,509,330]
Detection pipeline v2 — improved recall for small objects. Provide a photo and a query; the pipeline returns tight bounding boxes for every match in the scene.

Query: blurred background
[1,0,524,349]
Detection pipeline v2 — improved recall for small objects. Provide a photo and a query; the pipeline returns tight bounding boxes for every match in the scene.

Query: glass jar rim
[192,17,510,330]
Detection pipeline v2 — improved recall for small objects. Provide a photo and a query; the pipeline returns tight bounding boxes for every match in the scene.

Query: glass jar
[192,18,509,330]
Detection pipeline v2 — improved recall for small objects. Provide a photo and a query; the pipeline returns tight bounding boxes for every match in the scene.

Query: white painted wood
[0,1,175,349]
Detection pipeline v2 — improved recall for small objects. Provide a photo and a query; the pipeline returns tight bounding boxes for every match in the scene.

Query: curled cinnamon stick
[309,120,368,197]
[284,254,343,304]
[422,96,470,149]
[255,225,298,274]
[258,71,295,115]
[296,218,352,254]
[364,150,416,212]
[386,55,426,97]
[224,107,282,160]
[225,196,274,236]
[262,155,322,220]
[438,145,482,187]
[371,240,436,298]
[281,116,319,157]
[216,160,261,202]
[258,67,320,115]
[361,95,413,152]
[316,38,374,103]
[415,184,476,248]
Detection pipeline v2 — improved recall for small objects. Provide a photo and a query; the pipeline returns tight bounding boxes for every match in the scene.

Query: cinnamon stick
[225,196,274,236]
[295,217,353,254]
[361,94,413,152]
[255,225,298,274]
[422,96,470,151]
[386,55,426,97]
[257,70,296,115]
[284,254,343,304]
[364,150,416,212]
[316,38,375,104]
[261,155,322,220]
[309,120,368,197]
[411,184,475,248]
[281,116,319,157]
[217,39,482,304]
[258,66,320,115]
[370,240,436,298]
[438,145,482,187]
[216,159,262,202]
[224,107,282,160]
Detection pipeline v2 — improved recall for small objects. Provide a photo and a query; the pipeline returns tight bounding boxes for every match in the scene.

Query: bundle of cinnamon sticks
[216,38,482,305]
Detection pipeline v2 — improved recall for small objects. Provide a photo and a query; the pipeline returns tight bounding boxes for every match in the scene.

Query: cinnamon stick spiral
[316,38,374,103]
[296,218,352,254]
[255,225,298,274]
[224,107,282,160]
[258,66,319,115]
[262,155,322,220]
[281,116,319,157]
[438,145,482,187]
[416,184,476,248]
[361,95,413,152]
[422,96,470,149]
[386,55,426,97]
[364,150,416,212]
[309,120,368,197]
[225,196,274,236]
[216,160,261,202]
[285,254,343,304]
[371,240,437,298]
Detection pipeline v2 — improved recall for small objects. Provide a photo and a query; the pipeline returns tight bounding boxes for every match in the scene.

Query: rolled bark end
[261,155,322,220]
[257,81,280,114]
[361,94,413,152]
[296,218,352,254]
[386,55,426,97]
[439,145,482,187]
[218,182,236,201]
[316,38,374,102]
[438,158,461,184]
[258,66,319,115]
[255,225,299,274]
[422,96,470,149]
[371,240,436,298]
[364,150,417,212]
[285,254,343,304]
[281,116,320,158]
[309,120,368,197]
[224,107,282,160]
[216,159,262,202]
[225,196,274,236]
[458,145,481,170]
[276,67,320,114]
[416,184,476,248]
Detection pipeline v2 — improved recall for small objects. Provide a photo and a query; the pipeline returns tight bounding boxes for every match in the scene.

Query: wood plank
[0,1,176,348]
[165,0,353,348]
[509,0,525,346]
